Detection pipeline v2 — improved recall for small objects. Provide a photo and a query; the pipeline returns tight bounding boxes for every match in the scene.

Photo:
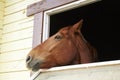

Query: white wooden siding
[1,38,32,53]
[0,1,4,11]
[0,71,30,80]
[0,21,3,27]
[3,18,33,33]
[0,0,5,55]
[5,0,24,7]
[0,48,31,62]
[0,60,27,73]
[2,27,33,43]
[5,0,41,15]
[0,0,42,80]
[4,10,27,25]
[0,11,4,19]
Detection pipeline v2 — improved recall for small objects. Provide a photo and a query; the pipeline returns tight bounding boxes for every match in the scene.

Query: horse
[26,19,98,71]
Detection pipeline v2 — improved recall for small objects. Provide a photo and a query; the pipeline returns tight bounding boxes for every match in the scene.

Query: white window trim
[42,0,120,70]
[30,0,120,79]
[30,60,120,80]
[42,0,100,42]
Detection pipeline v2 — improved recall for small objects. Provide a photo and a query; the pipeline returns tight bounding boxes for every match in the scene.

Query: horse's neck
[73,33,94,63]
[75,33,89,50]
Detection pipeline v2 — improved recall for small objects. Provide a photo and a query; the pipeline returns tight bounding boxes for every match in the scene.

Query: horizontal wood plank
[0,9,4,13]
[0,21,3,28]
[5,0,42,15]
[5,1,25,15]
[0,25,2,28]
[2,27,33,43]
[0,60,28,73]
[0,39,2,44]
[0,0,5,3]
[0,9,4,12]
[27,0,77,16]
[0,31,2,37]
[3,17,34,33]
[4,10,27,25]
[0,2,4,10]
[0,48,31,62]
[5,0,24,7]
[1,38,32,53]
[0,71,30,80]
[0,11,4,19]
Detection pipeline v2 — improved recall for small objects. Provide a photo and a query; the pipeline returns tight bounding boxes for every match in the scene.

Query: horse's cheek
[40,59,56,69]
[56,51,75,65]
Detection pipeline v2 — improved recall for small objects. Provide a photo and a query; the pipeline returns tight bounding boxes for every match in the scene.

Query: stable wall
[0,0,41,80]
[0,0,4,54]
[27,0,120,80]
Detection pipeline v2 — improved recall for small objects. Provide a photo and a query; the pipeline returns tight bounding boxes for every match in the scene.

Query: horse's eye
[55,35,62,40]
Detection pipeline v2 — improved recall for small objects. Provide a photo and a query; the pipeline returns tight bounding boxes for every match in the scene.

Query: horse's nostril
[26,56,32,63]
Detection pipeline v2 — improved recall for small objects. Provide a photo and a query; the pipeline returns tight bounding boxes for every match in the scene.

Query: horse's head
[26,19,97,71]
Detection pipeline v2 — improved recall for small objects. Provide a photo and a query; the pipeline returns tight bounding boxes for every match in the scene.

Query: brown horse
[26,19,97,71]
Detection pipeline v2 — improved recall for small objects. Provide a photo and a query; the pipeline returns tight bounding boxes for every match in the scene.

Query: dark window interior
[50,1,120,62]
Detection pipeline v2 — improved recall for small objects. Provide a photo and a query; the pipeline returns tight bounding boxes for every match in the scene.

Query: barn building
[0,0,120,80]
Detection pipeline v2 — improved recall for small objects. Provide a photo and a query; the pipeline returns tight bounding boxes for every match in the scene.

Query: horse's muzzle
[26,56,43,71]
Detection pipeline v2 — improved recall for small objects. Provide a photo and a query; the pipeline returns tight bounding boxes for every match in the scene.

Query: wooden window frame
[27,0,99,48]
[27,0,120,79]
[27,0,120,64]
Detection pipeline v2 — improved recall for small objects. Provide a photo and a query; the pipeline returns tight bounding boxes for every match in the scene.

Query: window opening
[50,1,120,62]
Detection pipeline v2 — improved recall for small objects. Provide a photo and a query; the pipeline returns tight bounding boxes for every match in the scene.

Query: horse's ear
[72,19,83,32]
